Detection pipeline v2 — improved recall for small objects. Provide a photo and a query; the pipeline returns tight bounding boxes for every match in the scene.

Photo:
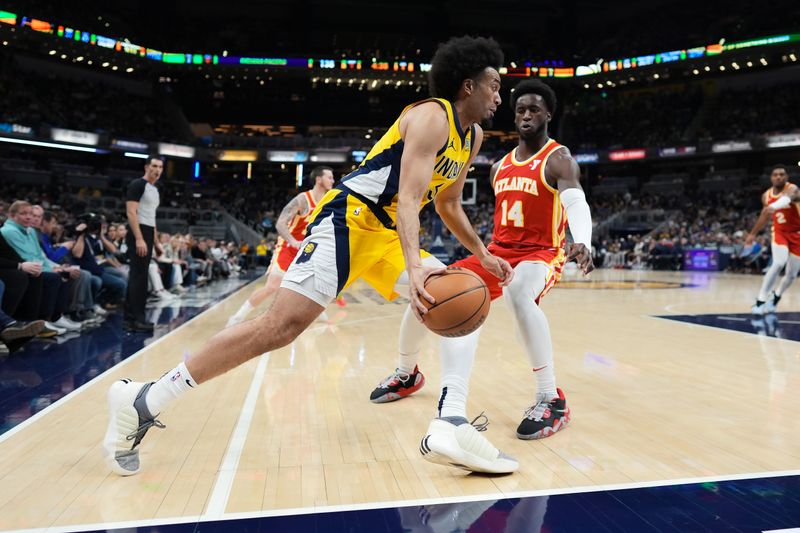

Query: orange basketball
[421,267,491,337]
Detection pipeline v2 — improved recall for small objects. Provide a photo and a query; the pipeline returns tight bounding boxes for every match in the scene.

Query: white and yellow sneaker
[419,416,518,474]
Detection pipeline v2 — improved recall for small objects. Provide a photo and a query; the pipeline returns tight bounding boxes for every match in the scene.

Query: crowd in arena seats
[560,79,800,151]
[697,81,800,141]
[0,53,187,143]
[590,188,770,272]
[0,183,251,354]
[561,85,705,150]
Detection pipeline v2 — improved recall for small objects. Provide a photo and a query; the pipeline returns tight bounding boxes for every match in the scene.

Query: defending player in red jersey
[227,166,335,327]
[371,80,593,472]
[746,164,800,314]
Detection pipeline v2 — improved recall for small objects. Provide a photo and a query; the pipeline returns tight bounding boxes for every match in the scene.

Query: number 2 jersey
[765,183,800,253]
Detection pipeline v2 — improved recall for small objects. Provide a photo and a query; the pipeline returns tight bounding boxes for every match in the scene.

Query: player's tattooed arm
[276,194,307,248]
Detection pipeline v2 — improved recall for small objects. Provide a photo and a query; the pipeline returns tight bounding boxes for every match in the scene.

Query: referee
[124,155,164,332]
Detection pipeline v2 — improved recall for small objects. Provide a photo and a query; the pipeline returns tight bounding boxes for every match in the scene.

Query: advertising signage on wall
[51,128,99,146]
[267,150,308,163]
[766,133,800,148]
[658,146,697,157]
[608,149,646,161]
[574,152,600,164]
[711,140,752,153]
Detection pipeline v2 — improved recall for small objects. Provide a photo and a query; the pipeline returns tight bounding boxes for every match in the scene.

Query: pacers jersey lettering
[492,139,567,248]
[766,183,800,235]
[338,97,474,227]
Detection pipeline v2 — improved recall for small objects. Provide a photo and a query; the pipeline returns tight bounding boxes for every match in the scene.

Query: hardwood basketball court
[1,268,799,531]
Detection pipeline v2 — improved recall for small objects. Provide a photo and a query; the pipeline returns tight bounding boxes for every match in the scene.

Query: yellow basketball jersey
[338,97,475,228]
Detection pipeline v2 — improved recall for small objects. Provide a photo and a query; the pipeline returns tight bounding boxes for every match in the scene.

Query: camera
[77,212,103,234]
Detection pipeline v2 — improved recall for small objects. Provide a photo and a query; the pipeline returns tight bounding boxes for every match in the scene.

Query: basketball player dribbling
[747,164,800,314]
[371,80,594,471]
[103,36,517,476]
[227,166,336,327]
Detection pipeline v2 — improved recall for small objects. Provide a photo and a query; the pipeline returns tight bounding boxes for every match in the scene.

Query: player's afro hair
[428,36,504,102]
[772,164,790,174]
[509,80,557,114]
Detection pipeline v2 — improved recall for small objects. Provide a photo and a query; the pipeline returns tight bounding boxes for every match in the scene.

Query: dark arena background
[1,1,800,532]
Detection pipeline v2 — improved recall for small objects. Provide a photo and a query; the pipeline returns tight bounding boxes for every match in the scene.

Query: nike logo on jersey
[530,160,541,171]
[500,164,512,170]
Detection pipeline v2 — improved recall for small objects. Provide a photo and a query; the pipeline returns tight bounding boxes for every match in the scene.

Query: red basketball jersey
[492,139,567,248]
[765,183,800,236]
[287,190,318,242]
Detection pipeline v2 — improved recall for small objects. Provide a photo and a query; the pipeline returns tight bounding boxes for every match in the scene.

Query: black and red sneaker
[369,366,425,403]
[516,387,571,440]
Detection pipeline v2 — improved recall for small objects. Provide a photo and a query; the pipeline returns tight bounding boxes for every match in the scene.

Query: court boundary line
[0,279,255,446]
[203,351,271,518]
[13,468,800,532]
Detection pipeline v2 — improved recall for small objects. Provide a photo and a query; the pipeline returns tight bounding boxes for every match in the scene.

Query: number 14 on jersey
[500,199,524,227]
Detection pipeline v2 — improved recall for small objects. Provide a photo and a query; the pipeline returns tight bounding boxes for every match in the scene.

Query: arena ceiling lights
[4,7,799,80]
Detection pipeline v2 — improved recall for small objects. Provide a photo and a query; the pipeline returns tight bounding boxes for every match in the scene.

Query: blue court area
[657,312,800,341]
[0,276,254,435]
[74,474,800,533]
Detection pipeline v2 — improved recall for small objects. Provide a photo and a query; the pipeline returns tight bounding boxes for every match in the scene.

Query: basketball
[421,267,491,337]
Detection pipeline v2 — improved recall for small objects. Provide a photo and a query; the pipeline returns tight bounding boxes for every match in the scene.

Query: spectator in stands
[190,238,212,283]
[156,232,187,294]
[255,239,269,267]
[0,276,45,351]
[0,233,47,349]
[185,235,208,285]
[102,223,128,275]
[207,239,229,279]
[0,201,81,334]
[0,229,54,332]
[125,156,164,332]
[37,209,104,324]
[113,224,129,257]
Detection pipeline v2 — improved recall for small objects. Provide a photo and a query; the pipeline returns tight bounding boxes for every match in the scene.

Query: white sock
[398,305,427,374]
[775,254,800,298]
[233,300,254,321]
[438,327,481,419]
[503,263,557,399]
[758,243,789,301]
[145,361,198,415]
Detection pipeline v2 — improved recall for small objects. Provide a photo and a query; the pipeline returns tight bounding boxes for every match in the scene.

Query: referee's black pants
[125,225,154,323]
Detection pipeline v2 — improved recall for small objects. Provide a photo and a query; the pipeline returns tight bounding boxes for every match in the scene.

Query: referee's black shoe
[123,320,154,333]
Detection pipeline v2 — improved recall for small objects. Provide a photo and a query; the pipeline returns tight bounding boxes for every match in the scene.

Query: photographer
[35,208,102,325]
[71,214,127,309]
